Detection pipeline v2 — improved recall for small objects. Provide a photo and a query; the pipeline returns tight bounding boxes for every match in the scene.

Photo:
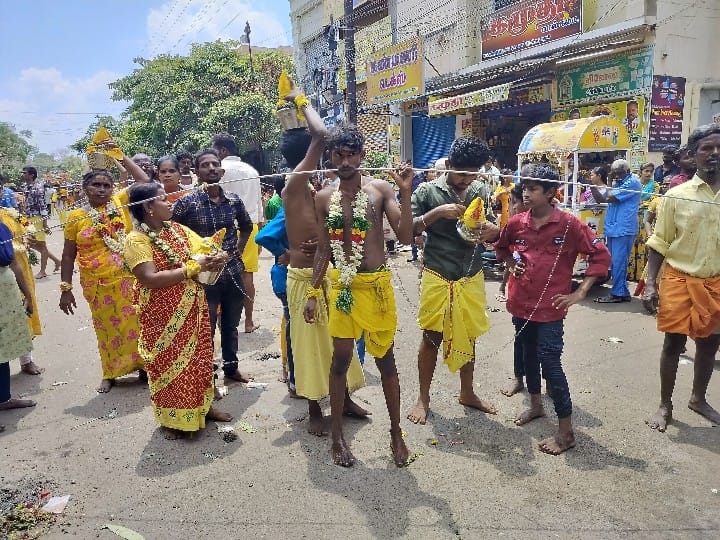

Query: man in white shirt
[212,132,262,332]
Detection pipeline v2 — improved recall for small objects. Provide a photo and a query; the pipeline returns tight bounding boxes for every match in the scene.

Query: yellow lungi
[418,268,490,373]
[29,216,47,242]
[328,268,397,359]
[241,223,259,273]
[287,267,365,400]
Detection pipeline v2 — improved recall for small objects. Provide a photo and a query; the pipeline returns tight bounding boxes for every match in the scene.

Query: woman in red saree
[123,183,232,439]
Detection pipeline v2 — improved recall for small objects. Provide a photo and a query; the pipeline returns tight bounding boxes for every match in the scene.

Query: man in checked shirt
[172,149,254,386]
[22,166,61,279]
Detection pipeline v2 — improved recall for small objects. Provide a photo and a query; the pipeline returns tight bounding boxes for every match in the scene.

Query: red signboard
[481,0,582,61]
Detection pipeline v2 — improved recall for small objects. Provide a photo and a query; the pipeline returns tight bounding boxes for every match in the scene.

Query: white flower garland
[85,200,127,254]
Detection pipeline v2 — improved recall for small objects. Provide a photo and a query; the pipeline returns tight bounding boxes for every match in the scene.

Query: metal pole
[327,16,340,122]
[245,21,254,84]
[344,0,357,124]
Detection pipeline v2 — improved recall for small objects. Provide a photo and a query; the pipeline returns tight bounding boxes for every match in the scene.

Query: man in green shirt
[408,137,500,425]
[264,174,285,221]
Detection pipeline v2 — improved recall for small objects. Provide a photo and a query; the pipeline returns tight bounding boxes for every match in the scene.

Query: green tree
[0,122,35,180]
[362,150,390,177]
[98,41,294,162]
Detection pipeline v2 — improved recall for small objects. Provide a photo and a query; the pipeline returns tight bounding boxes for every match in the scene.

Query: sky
[0,0,293,155]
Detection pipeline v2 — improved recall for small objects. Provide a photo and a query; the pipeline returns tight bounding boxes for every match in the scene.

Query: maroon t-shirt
[495,207,611,322]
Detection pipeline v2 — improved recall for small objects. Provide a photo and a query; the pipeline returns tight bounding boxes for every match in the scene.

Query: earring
[149,211,154,216]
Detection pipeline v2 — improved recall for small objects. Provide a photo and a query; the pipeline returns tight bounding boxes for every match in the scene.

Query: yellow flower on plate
[86,127,124,161]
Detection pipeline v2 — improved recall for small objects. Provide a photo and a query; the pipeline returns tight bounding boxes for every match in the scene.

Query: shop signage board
[366,37,424,106]
[402,98,429,115]
[481,0,583,61]
[518,116,631,155]
[648,75,686,152]
[428,83,511,117]
[556,46,654,105]
[551,97,648,171]
[354,17,392,83]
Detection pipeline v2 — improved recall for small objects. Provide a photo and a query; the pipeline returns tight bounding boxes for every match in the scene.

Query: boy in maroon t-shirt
[495,164,610,455]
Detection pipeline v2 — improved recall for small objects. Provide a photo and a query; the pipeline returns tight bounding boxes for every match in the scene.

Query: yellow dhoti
[328,268,397,359]
[418,268,490,373]
[287,267,365,400]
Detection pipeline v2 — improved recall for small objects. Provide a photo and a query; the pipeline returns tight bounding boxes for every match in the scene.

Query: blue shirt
[255,207,288,295]
[604,173,641,237]
[1,187,17,209]
[0,223,14,266]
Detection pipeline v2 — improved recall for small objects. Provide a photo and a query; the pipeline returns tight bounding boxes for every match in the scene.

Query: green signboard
[556,46,654,105]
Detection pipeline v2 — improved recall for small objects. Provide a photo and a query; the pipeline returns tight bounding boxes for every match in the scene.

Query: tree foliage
[85,41,295,165]
[0,122,35,181]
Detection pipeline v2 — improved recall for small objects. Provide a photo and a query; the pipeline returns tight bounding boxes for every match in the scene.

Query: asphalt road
[1,229,719,539]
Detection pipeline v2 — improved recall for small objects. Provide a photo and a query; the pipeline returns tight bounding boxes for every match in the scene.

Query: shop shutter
[412,115,456,169]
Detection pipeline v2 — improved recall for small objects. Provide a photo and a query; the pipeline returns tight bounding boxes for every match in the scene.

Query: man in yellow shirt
[644,123,720,432]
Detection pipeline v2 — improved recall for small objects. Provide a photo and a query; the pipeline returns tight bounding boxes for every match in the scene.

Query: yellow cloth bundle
[86,127,124,161]
[461,197,487,230]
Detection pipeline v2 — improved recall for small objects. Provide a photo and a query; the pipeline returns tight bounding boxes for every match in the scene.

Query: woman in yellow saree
[123,183,232,439]
[59,145,151,392]
[0,207,43,374]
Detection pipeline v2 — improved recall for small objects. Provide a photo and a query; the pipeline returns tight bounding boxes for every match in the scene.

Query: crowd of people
[0,86,718,467]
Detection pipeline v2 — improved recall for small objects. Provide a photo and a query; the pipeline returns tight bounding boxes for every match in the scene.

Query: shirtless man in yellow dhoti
[281,85,366,437]
[644,123,720,431]
[304,125,415,467]
[407,137,501,425]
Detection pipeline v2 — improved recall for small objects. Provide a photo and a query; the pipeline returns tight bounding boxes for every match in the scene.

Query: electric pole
[343,0,357,124]
[244,21,254,84]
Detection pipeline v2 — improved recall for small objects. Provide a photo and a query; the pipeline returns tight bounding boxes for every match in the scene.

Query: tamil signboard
[481,0,582,61]
[648,75,686,152]
[428,83,511,117]
[366,37,424,106]
[556,46,654,105]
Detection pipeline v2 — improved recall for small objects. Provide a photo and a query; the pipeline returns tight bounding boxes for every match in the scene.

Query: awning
[517,116,631,156]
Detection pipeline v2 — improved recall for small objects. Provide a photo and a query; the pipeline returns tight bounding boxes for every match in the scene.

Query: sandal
[495,293,507,302]
[595,295,631,303]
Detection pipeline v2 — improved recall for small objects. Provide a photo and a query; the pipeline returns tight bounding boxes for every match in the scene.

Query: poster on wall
[551,97,648,171]
[366,37,424,105]
[481,0,582,61]
[556,46,654,105]
[648,76,686,152]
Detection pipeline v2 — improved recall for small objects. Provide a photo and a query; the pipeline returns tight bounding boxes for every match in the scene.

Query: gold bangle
[60,281,73,292]
[184,259,202,279]
[306,286,323,300]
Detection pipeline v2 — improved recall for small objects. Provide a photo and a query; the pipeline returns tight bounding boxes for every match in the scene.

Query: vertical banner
[648,76,686,151]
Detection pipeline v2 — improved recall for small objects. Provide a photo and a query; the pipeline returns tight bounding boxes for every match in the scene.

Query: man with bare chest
[304,125,414,467]
[281,87,366,436]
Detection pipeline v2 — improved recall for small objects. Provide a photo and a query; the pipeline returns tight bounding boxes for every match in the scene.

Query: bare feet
[163,427,184,440]
[206,406,233,422]
[53,263,61,273]
[225,370,254,383]
[688,399,720,425]
[96,379,115,393]
[244,323,260,333]
[538,431,576,455]
[287,385,303,399]
[343,397,371,418]
[459,392,498,414]
[214,386,224,400]
[390,429,410,467]
[407,398,430,424]
[307,415,328,437]
[332,436,356,467]
[20,361,44,375]
[514,405,546,426]
[500,377,524,397]
[646,403,672,432]
[0,398,36,410]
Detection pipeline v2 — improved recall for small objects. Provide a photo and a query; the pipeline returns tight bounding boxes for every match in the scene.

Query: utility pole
[343,0,357,124]
[326,16,340,122]
[244,21,254,84]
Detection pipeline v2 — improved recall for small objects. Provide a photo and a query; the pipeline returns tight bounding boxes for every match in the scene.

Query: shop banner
[354,17,392,83]
[481,0,582,61]
[429,83,511,117]
[366,37,424,106]
[551,97,648,171]
[556,46,654,105]
[402,98,428,115]
[648,75,686,152]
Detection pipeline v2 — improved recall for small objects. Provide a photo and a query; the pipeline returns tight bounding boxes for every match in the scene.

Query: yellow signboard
[517,116,631,155]
[354,17,392,83]
[428,83,511,117]
[366,37,424,106]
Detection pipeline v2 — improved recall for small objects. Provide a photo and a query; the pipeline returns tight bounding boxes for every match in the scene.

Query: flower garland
[86,200,126,254]
[139,222,191,267]
[4,207,36,235]
[326,189,370,314]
